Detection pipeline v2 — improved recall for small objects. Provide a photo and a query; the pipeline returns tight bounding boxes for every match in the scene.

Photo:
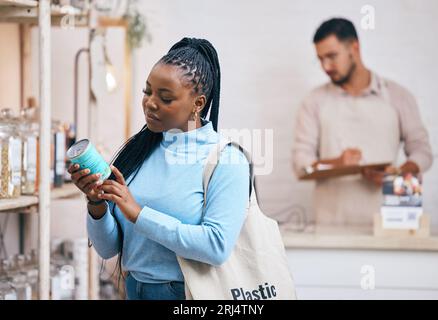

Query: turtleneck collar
[161,120,217,150]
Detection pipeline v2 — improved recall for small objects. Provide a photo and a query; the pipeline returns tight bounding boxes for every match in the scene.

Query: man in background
[292,18,433,226]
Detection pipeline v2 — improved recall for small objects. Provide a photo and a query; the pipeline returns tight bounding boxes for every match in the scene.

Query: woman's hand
[68,163,102,201]
[96,165,142,223]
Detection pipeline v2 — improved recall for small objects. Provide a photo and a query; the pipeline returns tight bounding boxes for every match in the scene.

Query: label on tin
[10,137,22,186]
[55,132,66,176]
[25,137,37,182]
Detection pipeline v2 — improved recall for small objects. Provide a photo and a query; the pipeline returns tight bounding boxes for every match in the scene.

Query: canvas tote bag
[177,139,296,300]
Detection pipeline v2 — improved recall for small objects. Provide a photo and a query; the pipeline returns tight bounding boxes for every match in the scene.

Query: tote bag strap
[202,139,257,212]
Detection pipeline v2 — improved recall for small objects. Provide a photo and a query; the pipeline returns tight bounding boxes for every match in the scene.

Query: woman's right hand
[68,163,102,202]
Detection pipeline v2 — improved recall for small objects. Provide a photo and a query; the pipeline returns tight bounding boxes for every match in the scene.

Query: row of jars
[0,251,38,300]
[0,107,76,199]
[0,249,76,300]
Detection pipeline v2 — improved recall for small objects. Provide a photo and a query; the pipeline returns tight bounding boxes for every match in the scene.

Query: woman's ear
[194,95,207,113]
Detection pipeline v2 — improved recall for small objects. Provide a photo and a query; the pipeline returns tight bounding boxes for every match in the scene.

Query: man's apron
[315,82,400,226]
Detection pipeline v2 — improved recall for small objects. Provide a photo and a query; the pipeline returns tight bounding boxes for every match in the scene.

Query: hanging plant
[123,0,152,50]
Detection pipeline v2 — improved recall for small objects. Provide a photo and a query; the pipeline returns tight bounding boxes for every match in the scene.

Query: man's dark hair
[313,18,358,43]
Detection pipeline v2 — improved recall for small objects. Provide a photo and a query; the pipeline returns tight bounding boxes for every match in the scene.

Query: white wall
[30,27,126,162]
[132,0,438,227]
[0,23,21,258]
[0,23,20,112]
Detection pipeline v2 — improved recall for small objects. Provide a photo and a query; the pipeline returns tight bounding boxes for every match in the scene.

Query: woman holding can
[67,38,250,300]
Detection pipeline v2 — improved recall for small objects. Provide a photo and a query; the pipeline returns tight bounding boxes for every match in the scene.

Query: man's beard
[331,59,356,86]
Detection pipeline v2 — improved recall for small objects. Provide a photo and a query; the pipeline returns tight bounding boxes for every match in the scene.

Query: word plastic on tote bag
[177,139,297,300]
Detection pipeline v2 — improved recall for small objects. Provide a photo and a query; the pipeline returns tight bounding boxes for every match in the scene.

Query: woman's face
[142,63,205,132]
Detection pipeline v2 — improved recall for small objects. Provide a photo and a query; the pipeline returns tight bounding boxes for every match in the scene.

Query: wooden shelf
[49,5,83,17]
[97,16,128,28]
[0,2,128,28]
[0,195,38,211]
[0,183,82,213]
[0,0,38,8]
[0,2,88,25]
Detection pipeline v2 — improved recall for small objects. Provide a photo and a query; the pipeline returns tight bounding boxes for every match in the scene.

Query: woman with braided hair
[67,38,250,300]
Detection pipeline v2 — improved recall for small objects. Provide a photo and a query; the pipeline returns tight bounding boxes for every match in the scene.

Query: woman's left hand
[96,165,142,223]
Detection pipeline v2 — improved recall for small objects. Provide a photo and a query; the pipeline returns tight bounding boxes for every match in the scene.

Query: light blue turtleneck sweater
[87,121,250,284]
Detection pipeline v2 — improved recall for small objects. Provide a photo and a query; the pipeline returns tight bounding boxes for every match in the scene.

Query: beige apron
[315,81,400,226]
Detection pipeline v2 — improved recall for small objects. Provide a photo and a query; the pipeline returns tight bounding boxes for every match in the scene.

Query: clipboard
[299,162,391,180]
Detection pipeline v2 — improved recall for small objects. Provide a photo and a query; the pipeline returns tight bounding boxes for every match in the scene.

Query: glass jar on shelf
[0,109,23,198]
[20,107,39,195]
[11,273,31,300]
[50,263,62,300]
[0,259,17,300]
[25,249,39,300]
[51,247,75,300]
[8,254,32,300]
[0,259,10,281]
[0,280,17,300]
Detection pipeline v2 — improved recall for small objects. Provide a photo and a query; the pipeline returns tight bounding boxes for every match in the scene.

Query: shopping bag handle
[202,139,257,210]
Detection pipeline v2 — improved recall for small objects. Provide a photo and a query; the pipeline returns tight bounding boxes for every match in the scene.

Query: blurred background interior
[0,0,437,300]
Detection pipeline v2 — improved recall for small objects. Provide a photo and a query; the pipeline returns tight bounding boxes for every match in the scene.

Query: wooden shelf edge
[0,183,82,212]
[97,16,128,27]
[0,196,38,212]
[0,4,88,25]
[0,0,38,8]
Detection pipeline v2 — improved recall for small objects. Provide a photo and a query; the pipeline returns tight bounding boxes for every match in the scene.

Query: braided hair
[159,38,221,131]
[104,38,221,284]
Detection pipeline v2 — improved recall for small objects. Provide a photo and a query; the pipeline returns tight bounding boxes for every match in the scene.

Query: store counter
[281,224,438,299]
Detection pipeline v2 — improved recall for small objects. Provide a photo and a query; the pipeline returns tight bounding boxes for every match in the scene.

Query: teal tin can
[66,139,111,181]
